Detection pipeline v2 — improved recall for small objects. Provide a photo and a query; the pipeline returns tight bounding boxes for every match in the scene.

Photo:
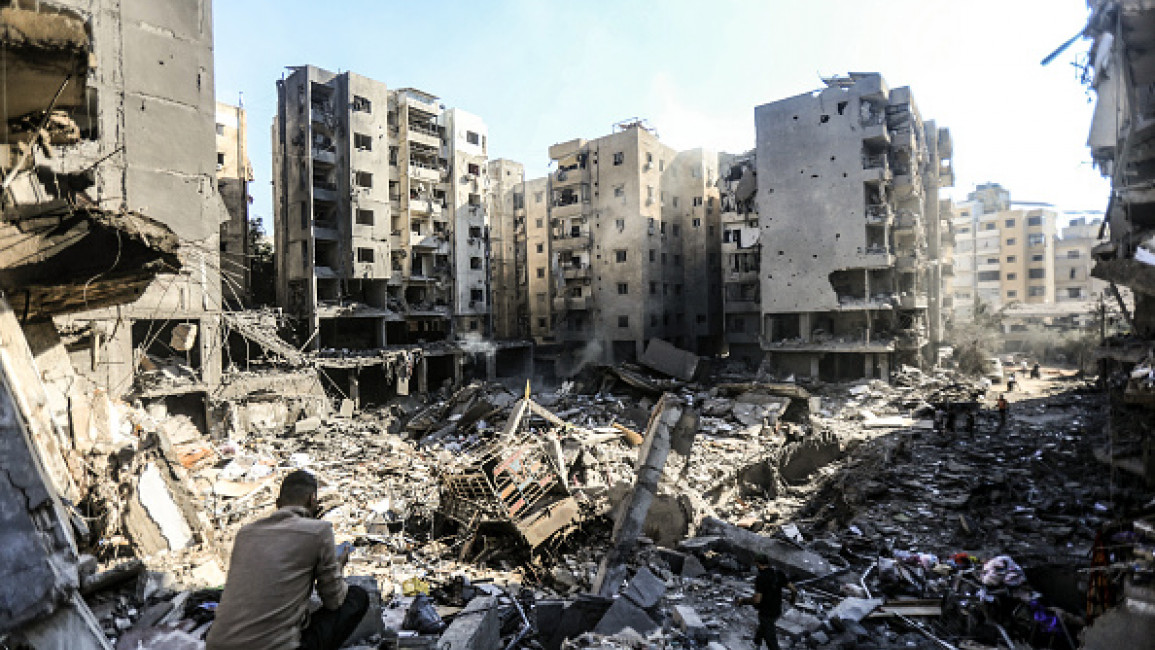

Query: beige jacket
[206,506,347,650]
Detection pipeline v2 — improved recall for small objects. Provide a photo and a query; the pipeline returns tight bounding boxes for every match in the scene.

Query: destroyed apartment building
[525,120,724,377]
[753,73,953,382]
[4,1,1155,649]
[272,65,533,402]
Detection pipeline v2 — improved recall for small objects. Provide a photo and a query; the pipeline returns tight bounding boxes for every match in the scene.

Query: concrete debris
[0,284,1150,650]
[638,338,700,382]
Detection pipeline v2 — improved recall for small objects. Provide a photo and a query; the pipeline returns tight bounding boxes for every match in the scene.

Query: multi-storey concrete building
[272,66,496,350]
[754,73,952,381]
[526,121,722,375]
[488,159,528,340]
[718,151,762,367]
[32,0,228,397]
[949,183,1058,317]
[1055,217,1109,303]
[216,101,253,307]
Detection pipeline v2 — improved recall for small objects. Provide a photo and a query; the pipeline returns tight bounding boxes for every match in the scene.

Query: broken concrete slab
[622,566,665,609]
[592,596,658,637]
[294,416,322,434]
[828,597,883,623]
[695,517,833,578]
[436,595,499,650]
[681,554,707,579]
[639,338,700,382]
[594,395,686,596]
[672,604,708,640]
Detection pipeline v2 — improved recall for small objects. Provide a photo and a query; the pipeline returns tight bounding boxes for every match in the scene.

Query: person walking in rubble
[206,470,368,650]
[996,394,1009,429]
[738,554,797,650]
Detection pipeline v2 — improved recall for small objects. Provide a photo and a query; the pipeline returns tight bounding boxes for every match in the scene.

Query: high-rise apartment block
[525,121,722,374]
[1055,217,1108,303]
[753,73,952,381]
[949,183,1058,317]
[272,66,495,350]
[216,101,253,307]
[488,159,529,340]
[718,151,762,367]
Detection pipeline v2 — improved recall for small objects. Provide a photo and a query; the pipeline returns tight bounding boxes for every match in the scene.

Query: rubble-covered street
[9,353,1150,650]
[3,1,1155,649]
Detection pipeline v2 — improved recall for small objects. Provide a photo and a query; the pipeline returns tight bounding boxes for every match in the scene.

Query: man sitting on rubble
[738,554,797,650]
[206,470,368,650]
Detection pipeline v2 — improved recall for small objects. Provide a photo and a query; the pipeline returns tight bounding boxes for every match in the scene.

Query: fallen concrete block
[623,566,665,609]
[777,608,823,639]
[828,596,883,623]
[697,517,833,578]
[639,338,700,381]
[672,604,708,640]
[294,416,322,434]
[592,597,658,636]
[436,595,499,650]
[681,554,706,579]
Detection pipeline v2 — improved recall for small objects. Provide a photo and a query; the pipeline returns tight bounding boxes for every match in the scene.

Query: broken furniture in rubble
[438,396,582,554]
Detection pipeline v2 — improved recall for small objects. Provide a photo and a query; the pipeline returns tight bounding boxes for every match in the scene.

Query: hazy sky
[213,1,1108,232]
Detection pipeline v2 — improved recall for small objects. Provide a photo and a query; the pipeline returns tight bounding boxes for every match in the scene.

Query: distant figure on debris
[207,470,367,650]
[945,403,957,433]
[933,407,945,431]
[1006,372,1017,392]
[1030,363,1041,380]
[738,555,797,650]
[996,394,1009,428]
[966,409,976,435]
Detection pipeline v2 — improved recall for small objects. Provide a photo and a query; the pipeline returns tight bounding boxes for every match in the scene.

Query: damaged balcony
[551,228,591,252]
[552,295,592,311]
[406,118,442,149]
[0,203,180,317]
[865,203,894,225]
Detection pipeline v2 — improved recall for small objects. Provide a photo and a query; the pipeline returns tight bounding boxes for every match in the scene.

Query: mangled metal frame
[438,397,582,549]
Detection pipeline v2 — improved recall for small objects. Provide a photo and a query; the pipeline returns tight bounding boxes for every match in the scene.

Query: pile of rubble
[6,336,1155,649]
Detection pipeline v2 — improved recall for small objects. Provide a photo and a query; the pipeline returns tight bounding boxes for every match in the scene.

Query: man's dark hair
[278,470,318,506]
[754,554,771,567]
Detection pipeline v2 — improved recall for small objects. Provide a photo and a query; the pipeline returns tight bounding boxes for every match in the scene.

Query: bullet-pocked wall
[48,0,228,397]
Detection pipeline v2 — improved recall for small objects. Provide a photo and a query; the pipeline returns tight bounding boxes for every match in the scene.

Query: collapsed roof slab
[0,202,181,318]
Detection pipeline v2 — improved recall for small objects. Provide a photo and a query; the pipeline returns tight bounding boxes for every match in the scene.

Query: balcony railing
[862,154,888,170]
[866,204,893,223]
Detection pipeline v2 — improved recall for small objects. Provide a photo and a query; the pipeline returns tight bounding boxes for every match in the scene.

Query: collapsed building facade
[0,0,237,423]
[718,150,762,368]
[753,73,953,381]
[526,121,723,376]
[1086,0,1155,338]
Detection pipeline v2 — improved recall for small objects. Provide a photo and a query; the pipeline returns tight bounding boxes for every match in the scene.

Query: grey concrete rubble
[0,1,1152,647]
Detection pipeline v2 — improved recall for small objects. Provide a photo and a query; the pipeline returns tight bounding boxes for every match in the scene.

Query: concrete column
[377,319,388,347]
[800,313,813,342]
[485,351,497,381]
[349,369,361,408]
[453,353,463,388]
[879,355,890,383]
[417,357,428,396]
[864,353,874,379]
[809,355,820,380]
